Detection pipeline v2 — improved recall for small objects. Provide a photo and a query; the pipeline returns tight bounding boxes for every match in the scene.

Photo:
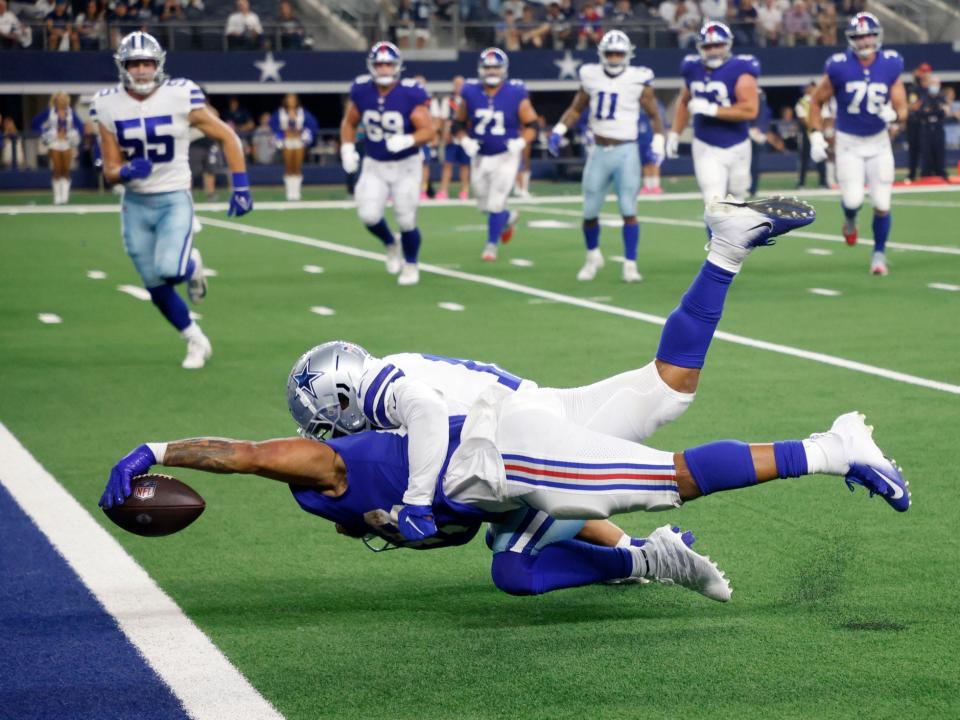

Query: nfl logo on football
[133,480,157,500]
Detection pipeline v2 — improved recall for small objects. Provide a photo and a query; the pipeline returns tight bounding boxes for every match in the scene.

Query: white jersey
[356,352,538,506]
[91,78,205,193]
[578,63,654,142]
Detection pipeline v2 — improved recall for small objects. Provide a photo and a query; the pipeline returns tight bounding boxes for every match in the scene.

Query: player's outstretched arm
[189,106,252,216]
[548,89,589,156]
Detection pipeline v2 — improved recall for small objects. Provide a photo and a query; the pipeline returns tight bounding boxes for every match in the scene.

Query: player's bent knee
[491,552,540,596]
[395,213,417,232]
[357,206,382,226]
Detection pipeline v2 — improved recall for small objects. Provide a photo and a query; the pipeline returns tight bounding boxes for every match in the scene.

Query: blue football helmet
[845,12,883,59]
[367,41,403,87]
[478,47,509,87]
[598,30,633,76]
[697,22,733,69]
[115,31,166,95]
[287,341,372,439]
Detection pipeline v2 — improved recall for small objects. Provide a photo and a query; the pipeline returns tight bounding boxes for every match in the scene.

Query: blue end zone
[0,484,190,720]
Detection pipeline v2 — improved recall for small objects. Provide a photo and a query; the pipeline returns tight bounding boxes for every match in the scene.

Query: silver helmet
[287,341,372,439]
[598,30,633,76]
[115,31,166,95]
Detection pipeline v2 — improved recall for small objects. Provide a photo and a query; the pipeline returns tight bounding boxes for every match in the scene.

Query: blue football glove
[99,444,157,509]
[547,131,563,157]
[228,172,253,217]
[119,158,152,182]
[397,504,438,541]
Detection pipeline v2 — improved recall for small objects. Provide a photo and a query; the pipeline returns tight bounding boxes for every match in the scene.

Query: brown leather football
[102,473,205,537]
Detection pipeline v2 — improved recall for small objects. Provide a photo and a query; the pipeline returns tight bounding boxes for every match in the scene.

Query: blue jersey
[460,79,528,156]
[682,54,760,148]
[290,417,499,550]
[349,75,430,161]
[825,49,904,137]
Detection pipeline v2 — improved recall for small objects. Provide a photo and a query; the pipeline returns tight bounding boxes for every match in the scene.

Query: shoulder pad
[828,52,847,64]
[400,78,419,88]
[465,78,481,86]
[633,65,655,83]
[95,86,119,97]
[882,49,901,59]
[682,54,700,65]
[354,74,372,85]
[509,79,525,87]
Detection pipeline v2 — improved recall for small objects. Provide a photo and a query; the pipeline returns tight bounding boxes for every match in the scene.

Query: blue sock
[148,284,191,332]
[487,210,509,245]
[842,204,858,223]
[166,257,195,286]
[490,541,632,596]
[656,260,735,368]
[872,213,891,253]
[365,218,395,247]
[773,440,808,478]
[583,222,600,251]
[684,440,757,495]
[399,228,421,263]
[622,222,639,261]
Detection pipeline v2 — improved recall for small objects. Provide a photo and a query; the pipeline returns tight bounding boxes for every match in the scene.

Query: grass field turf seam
[1,187,958,720]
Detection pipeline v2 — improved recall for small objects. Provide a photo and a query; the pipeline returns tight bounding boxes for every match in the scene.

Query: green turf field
[2,183,959,719]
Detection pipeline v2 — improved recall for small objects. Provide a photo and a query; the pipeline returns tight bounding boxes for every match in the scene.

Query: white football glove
[460,136,480,158]
[687,97,719,117]
[340,142,360,174]
[649,133,665,167]
[666,131,680,159]
[809,130,829,163]
[506,137,526,154]
[385,134,416,153]
[878,103,898,124]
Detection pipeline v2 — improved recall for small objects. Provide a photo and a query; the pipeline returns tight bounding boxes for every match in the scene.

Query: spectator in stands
[251,111,276,165]
[518,3,545,49]
[575,0,600,50]
[130,0,153,31]
[782,0,813,46]
[546,0,573,50]
[225,97,255,134]
[918,76,948,180]
[656,0,677,29]
[674,0,700,50]
[1,116,26,169]
[609,0,633,25]
[814,1,837,46]
[275,0,306,49]
[906,63,931,182]
[748,89,785,197]
[943,86,960,151]
[771,106,800,151]
[501,0,524,20]
[495,7,521,51]
[795,81,827,187]
[46,0,76,49]
[732,0,758,47]
[0,0,31,48]
[225,0,262,50]
[755,0,782,47]
[74,0,104,48]
[699,0,726,23]
[395,0,431,49]
[158,0,183,24]
[108,1,138,48]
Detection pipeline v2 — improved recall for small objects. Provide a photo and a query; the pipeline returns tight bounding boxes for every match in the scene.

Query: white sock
[181,322,204,342]
[586,248,602,262]
[292,175,303,200]
[650,175,661,189]
[52,180,60,204]
[627,545,649,578]
[802,433,846,475]
[706,248,742,275]
[60,178,70,203]
[643,176,655,190]
[615,533,631,549]
[283,176,293,200]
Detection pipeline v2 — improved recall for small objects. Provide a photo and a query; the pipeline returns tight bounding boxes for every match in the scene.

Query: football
[102,473,205,537]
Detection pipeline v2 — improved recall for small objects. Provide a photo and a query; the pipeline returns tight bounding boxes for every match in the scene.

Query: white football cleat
[705,195,816,269]
[187,247,207,304]
[641,524,731,602]
[870,251,888,276]
[827,411,910,512]
[622,260,642,283]
[385,238,403,275]
[182,332,212,369]
[397,263,420,286]
[576,249,604,281]
[481,243,498,261]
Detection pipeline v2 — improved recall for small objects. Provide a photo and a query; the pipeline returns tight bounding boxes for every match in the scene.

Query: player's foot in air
[576,249,605,281]
[870,251,888,276]
[182,330,212,370]
[622,260,642,283]
[500,210,519,244]
[639,524,731,601]
[385,237,403,275]
[842,219,858,246]
[481,243,498,261]
[397,263,420,286]
[705,195,816,268]
[187,247,207,304]
[606,526,696,585]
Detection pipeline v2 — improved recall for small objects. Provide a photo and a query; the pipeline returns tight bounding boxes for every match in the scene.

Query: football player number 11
[594,91,619,120]
[115,115,174,162]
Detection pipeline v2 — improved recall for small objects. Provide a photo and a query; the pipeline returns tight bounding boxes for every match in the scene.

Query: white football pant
[355,154,423,231]
[472,151,521,214]
[834,130,894,212]
[692,137,752,203]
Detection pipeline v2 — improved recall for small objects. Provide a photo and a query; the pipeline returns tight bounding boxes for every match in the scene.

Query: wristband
[552,122,568,136]
[146,442,168,464]
[232,172,249,189]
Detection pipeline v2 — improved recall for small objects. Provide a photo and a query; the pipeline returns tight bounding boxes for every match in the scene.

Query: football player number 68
[362,109,404,142]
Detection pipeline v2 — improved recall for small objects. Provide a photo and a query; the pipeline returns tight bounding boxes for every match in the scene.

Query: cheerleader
[32,92,85,204]
[269,94,318,201]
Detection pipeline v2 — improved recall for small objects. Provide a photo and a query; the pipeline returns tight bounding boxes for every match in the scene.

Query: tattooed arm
[161,437,346,492]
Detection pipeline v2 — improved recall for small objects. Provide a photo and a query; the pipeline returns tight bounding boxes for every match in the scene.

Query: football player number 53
[844,81,888,115]
[115,115,174,162]
[362,109,404,141]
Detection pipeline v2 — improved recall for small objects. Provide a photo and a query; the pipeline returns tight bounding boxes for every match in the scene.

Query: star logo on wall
[554,51,582,80]
[254,52,286,82]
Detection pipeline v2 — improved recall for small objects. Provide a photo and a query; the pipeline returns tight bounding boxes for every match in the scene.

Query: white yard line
[0,422,285,720]
[198,216,960,396]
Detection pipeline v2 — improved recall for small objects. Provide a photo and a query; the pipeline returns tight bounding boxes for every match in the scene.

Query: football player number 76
[845,81,888,115]
[115,115,174,163]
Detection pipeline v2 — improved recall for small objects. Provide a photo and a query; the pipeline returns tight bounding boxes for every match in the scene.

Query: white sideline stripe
[117,284,151,301]
[0,422,285,720]
[198,216,960,396]
[928,282,960,292]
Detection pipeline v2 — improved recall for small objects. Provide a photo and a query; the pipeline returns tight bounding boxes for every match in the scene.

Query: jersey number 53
[362,109,404,142]
[689,81,732,107]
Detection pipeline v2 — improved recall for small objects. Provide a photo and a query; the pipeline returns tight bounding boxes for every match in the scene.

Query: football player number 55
[115,115,174,163]
[362,110,404,142]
